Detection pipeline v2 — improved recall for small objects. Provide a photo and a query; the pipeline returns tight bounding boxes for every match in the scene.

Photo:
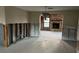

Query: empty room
[0,6,79,53]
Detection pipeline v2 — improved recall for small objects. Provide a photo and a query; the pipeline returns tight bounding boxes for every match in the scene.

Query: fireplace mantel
[51,20,62,21]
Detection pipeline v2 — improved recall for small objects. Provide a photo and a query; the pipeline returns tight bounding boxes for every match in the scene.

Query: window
[44,18,50,27]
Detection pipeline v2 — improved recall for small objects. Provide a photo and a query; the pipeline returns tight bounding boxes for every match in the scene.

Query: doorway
[41,14,50,31]
[43,17,50,30]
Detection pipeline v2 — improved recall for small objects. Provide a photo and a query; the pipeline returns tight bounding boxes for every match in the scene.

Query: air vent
[48,7,53,9]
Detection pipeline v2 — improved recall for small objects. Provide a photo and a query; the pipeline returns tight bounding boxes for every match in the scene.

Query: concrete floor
[0,31,76,53]
[76,41,79,52]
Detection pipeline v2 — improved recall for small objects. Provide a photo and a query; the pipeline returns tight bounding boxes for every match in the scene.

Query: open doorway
[41,13,50,31]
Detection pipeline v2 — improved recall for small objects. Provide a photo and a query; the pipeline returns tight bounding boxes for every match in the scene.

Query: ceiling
[16,6,79,11]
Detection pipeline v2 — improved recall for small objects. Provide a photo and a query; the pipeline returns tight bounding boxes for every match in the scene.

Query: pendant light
[43,6,48,20]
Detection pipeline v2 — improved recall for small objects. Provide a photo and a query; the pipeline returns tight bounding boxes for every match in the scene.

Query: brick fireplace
[50,14,63,31]
[50,20,63,31]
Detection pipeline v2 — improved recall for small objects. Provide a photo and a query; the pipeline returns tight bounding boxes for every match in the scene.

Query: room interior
[0,6,79,53]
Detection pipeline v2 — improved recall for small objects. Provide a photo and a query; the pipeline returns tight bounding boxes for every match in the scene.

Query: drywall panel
[63,14,78,27]
[28,12,40,36]
[0,7,6,24]
[28,12,40,23]
[5,7,29,24]
[63,13,78,40]
[30,23,39,36]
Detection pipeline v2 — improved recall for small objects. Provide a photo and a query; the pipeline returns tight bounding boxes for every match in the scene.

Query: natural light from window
[44,18,50,27]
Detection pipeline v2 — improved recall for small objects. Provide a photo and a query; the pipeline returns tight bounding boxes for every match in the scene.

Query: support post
[3,24,9,47]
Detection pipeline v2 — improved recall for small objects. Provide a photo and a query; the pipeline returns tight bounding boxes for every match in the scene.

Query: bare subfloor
[0,31,76,53]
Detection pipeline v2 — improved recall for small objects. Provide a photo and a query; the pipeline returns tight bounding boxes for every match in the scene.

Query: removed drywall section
[28,12,40,36]
[0,7,6,24]
[5,7,29,24]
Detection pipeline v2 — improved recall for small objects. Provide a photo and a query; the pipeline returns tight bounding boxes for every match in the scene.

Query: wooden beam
[3,24,9,47]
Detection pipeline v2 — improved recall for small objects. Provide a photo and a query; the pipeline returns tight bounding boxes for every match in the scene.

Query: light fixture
[43,6,49,20]
[42,6,52,20]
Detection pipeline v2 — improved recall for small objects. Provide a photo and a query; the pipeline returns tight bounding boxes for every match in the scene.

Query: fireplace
[50,14,63,31]
[51,21,62,31]
[52,23,60,29]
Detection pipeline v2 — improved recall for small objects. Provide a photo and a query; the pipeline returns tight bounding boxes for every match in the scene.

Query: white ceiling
[16,6,79,11]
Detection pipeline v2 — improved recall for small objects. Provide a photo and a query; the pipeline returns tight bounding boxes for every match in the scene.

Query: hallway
[0,31,76,53]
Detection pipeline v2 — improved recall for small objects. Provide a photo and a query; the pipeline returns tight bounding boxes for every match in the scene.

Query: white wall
[0,7,6,24]
[62,11,78,41]
[5,7,29,24]
[62,13,77,41]
[28,12,40,36]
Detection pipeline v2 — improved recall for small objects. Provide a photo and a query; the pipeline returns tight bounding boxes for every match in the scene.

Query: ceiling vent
[48,7,53,9]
